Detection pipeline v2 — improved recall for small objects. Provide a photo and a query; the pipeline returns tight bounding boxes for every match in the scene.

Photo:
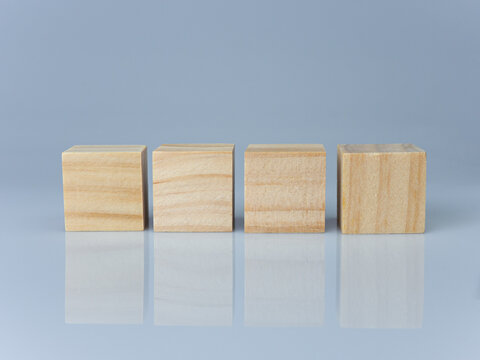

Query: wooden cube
[244,144,326,233]
[337,144,426,234]
[62,145,148,231]
[153,144,234,232]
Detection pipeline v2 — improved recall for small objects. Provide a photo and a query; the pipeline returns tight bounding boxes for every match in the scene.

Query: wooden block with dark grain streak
[62,145,148,231]
[153,144,234,232]
[337,144,426,234]
[244,144,326,233]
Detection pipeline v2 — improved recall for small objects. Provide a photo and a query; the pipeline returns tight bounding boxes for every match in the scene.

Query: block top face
[246,144,326,154]
[154,144,234,153]
[338,144,425,154]
[64,145,146,153]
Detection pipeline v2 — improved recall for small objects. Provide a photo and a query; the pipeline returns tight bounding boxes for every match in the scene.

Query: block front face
[62,146,147,231]
[338,144,426,234]
[153,144,234,232]
[244,144,326,233]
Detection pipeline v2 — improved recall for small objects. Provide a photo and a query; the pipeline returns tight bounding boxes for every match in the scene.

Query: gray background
[1,1,479,359]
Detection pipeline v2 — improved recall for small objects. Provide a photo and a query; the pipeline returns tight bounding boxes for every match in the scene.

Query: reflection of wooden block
[339,234,424,328]
[154,233,233,326]
[338,144,426,234]
[62,145,148,231]
[244,144,326,233]
[65,232,145,324]
[245,234,325,326]
[153,144,234,232]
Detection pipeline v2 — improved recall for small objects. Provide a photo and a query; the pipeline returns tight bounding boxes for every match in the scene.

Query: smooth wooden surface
[246,144,326,153]
[153,144,234,232]
[64,145,146,153]
[244,144,326,233]
[340,143,424,153]
[155,144,234,152]
[338,144,426,234]
[62,145,148,231]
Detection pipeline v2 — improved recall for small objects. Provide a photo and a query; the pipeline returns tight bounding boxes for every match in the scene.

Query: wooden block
[244,144,326,233]
[62,145,148,231]
[338,144,426,234]
[153,144,234,232]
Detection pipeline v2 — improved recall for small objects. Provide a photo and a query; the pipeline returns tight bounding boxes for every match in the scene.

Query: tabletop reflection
[244,234,325,327]
[65,232,145,324]
[154,233,233,326]
[338,234,424,329]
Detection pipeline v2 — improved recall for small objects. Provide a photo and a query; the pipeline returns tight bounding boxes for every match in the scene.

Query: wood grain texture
[153,144,234,232]
[62,145,148,231]
[244,144,326,233]
[338,144,426,234]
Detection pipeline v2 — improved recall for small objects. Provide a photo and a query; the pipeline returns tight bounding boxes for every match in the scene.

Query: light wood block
[244,144,326,233]
[153,144,234,232]
[338,144,426,234]
[62,145,148,231]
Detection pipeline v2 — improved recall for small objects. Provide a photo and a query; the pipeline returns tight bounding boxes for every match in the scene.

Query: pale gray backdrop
[0,1,479,359]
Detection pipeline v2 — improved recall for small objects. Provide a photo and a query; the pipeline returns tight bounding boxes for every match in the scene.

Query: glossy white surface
[1,184,480,359]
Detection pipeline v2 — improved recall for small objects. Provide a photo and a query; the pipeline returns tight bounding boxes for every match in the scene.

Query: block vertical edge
[406,151,427,234]
[337,145,343,233]
[243,149,249,232]
[232,145,235,232]
[152,149,159,232]
[141,147,148,231]
[62,151,69,231]
[423,151,427,233]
